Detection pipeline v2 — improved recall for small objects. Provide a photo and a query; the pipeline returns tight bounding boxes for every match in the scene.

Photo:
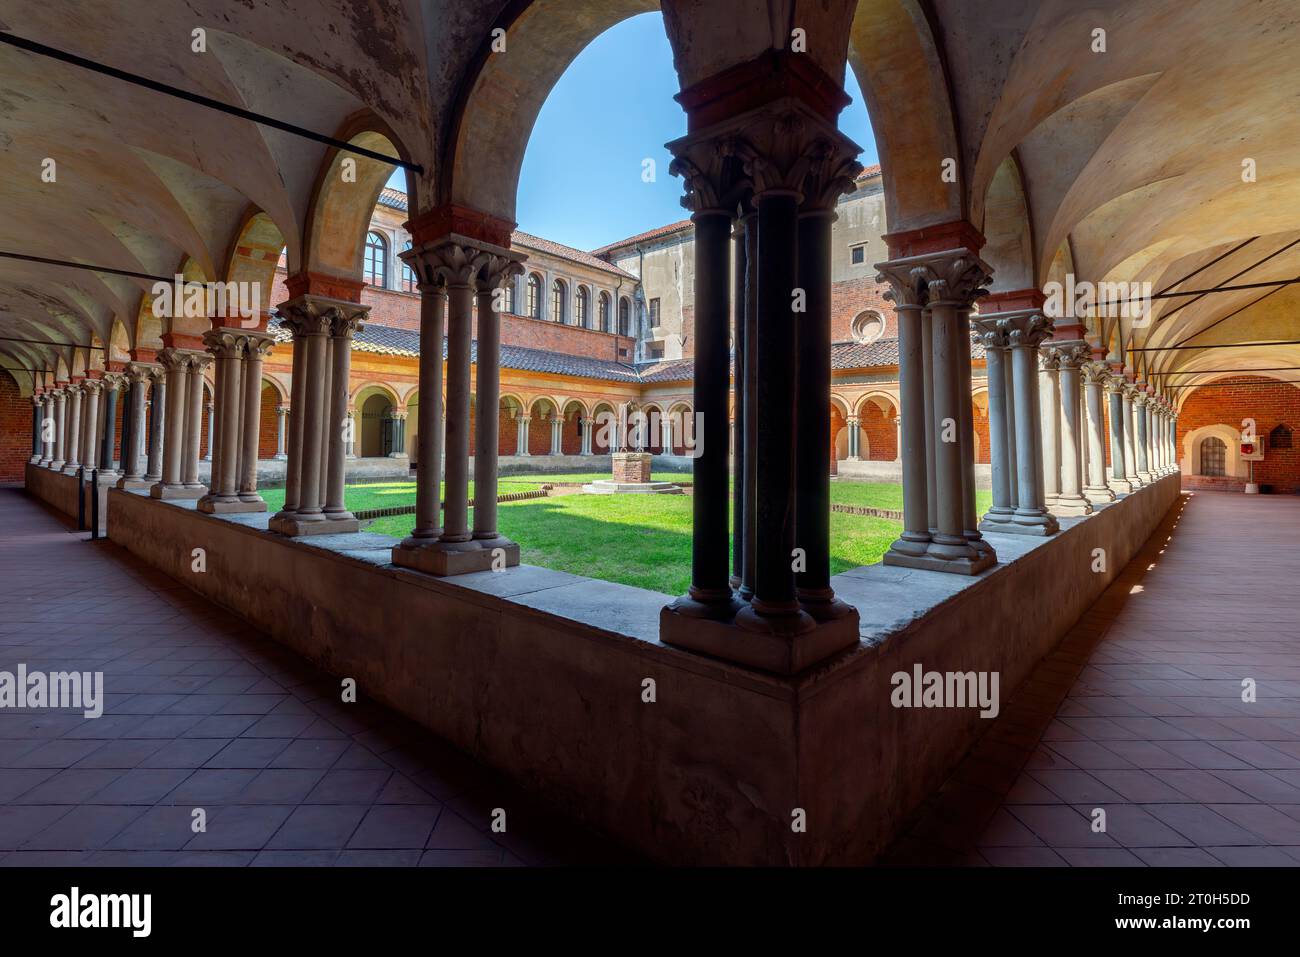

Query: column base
[150,483,204,500]
[1051,494,1093,517]
[238,493,268,510]
[796,588,856,624]
[1125,474,1145,489]
[1002,509,1061,536]
[660,599,859,676]
[1109,478,1134,496]
[273,512,359,536]
[37,459,52,468]
[50,459,65,471]
[198,496,267,514]
[1084,484,1116,505]
[883,545,996,576]
[61,465,83,476]
[29,455,41,464]
[1137,470,1154,484]
[116,477,152,491]
[391,535,521,576]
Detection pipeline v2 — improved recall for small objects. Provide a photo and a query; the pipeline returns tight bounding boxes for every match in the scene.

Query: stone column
[274,405,289,460]
[35,395,52,467]
[579,418,593,455]
[269,300,327,533]
[1081,362,1116,504]
[144,372,166,484]
[235,336,274,508]
[199,330,244,510]
[180,356,210,491]
[118,365,154,489]
[395,239,517,575]
[882,249,996,571]
[1051,343,1092,516]
[345,410,357,459]
[1121,382,1142,489]
[973,318,1014,530]
[97,375,122,476]
[1106,377,1133,495]
[846,415,861,460]
[1135,389,1153,483]
[955,305,990,555]
[61,388,83,474]
[51,390,67,471]
[515,412,529,456]
[1007,311,1059,535]
[386,411,406,458]
[473,254,524,550]
[81,381,102,479]
[324,310,364,529]
[1039,351,1061,508]
[547,415,561,455]
[30,397,42,464]
[731,208,750,589]
[394,273,447,552]
[879,266,931,564]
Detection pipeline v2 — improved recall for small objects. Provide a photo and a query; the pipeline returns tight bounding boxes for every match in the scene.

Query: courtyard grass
[365,492,901,596]
[258,478,543,514]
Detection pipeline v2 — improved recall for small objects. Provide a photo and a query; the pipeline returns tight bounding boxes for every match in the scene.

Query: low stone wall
[24,462,106,531]
[837,459,994,489]
[103,473,1180,865]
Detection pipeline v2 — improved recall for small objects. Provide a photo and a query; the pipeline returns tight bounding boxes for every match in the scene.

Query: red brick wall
[527,407,550,456]
[498,404,516,456]
[859,402,897,460]
[0,371,31,482]
[258,384,279,458]
[831,276,898,343]
[562,409,582,455]
[1176,376,1300,493]
[973,400,990,465]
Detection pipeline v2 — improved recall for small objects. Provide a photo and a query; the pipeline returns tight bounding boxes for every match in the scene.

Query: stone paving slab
[885,490,1300,867]
[0,488,632,866]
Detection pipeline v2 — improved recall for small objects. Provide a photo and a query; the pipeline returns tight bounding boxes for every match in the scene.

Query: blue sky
[391,13,877,252]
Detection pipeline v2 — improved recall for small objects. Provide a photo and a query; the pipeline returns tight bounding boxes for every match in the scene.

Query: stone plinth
[582,480,682,495]
[612,452,652,483]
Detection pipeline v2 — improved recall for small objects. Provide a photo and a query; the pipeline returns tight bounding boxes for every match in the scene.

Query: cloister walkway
[890,490,1300,866]
[0,487,624,866]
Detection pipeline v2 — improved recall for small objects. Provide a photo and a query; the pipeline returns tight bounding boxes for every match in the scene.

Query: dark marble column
[99,376,120,473]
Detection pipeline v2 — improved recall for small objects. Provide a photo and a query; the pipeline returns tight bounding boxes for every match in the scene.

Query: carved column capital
[277,296,354,338]
[403,237,518,290]
[125,362,161,384]
[877,249,992,310]
[978,309,1055,349]
[1046,340,1091,370]
[1080,360,1111,385]
[243,332,277,359]
[475,252,526,294]
[971,316,1012,351]
[202,328,249,359]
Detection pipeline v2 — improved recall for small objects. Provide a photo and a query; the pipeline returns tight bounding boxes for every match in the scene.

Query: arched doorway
[360,393,394,457]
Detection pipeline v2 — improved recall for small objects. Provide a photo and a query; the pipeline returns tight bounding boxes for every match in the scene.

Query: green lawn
[293,478,992,595]
[259,478,543,514]
[366,491,901,595]
[502,471,693,484]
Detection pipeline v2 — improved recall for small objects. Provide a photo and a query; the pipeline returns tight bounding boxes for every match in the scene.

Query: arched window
[504,277,516,315]
[1269,423,1294,449]
[400,240,417,292]
[618,297,631,336]
[526,273,542,318]
[575,286,589,329]
[598,292,611,333]
[1199,436,1227,477]
[364,231,387,288]
[551,279,567,323]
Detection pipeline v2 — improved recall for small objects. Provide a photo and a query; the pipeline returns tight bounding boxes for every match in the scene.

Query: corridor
[890,490,1300,866]
[0,488,622,866]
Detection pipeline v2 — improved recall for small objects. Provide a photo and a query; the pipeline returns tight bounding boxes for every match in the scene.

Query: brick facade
[830,276,899,343]
[0,371,31,482]
[1176,375,1300,493]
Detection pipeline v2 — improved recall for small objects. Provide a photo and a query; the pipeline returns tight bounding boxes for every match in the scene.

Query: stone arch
[224,209,287,323]
[856,392,899,461]
[559,398,586,455]
[591,400,618,454]
[108,319,132,365]
[301,116,415,284]
[351,381,401,408]
[847,0,964,232]
[981,153,1036,292]
[527,396,558,456]
[445,1,662,221]
[971,388,990,465]
[1183,423,1244,480]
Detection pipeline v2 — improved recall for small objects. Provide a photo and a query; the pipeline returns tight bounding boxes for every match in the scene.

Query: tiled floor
[0,487,630,866]
[887,489,1300,866]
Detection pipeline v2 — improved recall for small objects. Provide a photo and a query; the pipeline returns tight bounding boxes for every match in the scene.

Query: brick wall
[1176,375,1300,493]
[860,402,897,461]
[259,384,279,458]
[831,276,898,343]
[0,371,32,482]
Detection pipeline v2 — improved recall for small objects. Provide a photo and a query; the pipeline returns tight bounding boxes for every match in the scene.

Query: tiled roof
[269,321,981,385]
[591,220,693,257]
[510,231,638,280]
[269,317,641,382]
[377,187,408,211]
